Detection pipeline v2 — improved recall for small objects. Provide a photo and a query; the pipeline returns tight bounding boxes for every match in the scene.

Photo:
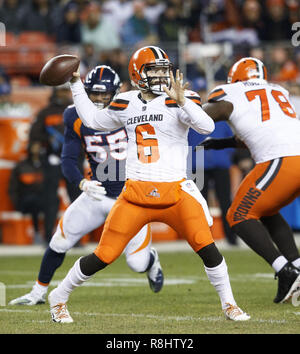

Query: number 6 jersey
[71,80,215,182]
[208,80,300,163]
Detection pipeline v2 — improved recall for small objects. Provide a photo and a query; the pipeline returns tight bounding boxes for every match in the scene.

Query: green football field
[0,246,300,335]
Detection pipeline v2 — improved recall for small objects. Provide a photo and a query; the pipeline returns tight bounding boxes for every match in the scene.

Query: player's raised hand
[70,65,81,83]
[163,69,189,107]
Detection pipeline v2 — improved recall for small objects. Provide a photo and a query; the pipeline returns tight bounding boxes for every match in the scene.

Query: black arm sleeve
[198,136,237,150]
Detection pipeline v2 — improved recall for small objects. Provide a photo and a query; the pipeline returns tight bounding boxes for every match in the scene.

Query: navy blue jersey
[61,105,127,198]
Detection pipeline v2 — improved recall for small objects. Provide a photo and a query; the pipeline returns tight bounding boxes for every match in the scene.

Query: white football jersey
[208,80,300,163]
[71,81,214,181]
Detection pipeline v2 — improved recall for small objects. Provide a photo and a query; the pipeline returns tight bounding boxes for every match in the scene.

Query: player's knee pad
[94,244,121,264]
[49,225,72,253]
[94,229,133,264]
[126,251,150,273]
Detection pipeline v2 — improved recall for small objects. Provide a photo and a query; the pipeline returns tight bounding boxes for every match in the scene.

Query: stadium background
[0,0,300,246]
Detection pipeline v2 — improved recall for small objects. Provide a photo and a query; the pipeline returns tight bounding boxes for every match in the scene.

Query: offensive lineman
[48,46,250,323]
[9,65,163,307]
[200,57,300,303]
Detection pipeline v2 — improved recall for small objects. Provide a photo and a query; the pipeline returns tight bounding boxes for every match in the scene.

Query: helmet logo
[247,67,258,77]
[91,84,106,91]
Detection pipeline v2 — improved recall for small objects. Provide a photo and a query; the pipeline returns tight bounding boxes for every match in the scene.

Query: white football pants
[49,192,151,273]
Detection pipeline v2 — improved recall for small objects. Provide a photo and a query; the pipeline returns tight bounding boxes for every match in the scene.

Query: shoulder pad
[269,82,289,95]
[184,90,202,107]
[63,105,78,125]
[108,98,130,111]
[165,97,179,108]
[207,85,227,103]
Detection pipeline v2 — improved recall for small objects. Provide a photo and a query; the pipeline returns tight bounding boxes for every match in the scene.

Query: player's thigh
[258,156,300,213]
[101,195,118,217]
[227,156,300,226]
[124,224,151,273]
[62,192,108,236]
[50,193,108,252]
[94,194,149,264]
[162,188,214,253]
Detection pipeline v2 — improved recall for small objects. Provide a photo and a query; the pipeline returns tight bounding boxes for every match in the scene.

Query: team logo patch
[146,188,160,198]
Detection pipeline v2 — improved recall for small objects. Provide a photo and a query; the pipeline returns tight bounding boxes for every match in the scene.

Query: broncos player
[9,65,163,306]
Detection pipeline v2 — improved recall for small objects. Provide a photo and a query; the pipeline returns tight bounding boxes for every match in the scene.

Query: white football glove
[79,179,107,201]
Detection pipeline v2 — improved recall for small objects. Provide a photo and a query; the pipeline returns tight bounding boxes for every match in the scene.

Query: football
[39,54,80,86]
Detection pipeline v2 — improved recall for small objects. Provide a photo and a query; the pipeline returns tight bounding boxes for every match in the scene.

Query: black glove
[195,137,237,150]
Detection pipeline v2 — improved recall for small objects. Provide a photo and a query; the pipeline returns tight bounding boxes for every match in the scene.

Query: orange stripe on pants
[227,155,300,227]
[94,189,214,264]
[130,224,151,255]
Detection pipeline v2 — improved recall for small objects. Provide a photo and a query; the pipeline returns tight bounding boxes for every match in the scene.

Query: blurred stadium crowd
[0,0,300,246]
[1,0,300,87]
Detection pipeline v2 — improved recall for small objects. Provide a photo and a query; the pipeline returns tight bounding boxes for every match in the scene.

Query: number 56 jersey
[208,80,300,163]
[62,105,127,198]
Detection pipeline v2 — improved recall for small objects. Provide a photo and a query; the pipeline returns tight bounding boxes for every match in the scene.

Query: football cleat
[147,248,164,293]
[223,303,251,321]
[50,303,73,323]
[48,289,73,323]
[9,292,46,306]
[273,262,300,303]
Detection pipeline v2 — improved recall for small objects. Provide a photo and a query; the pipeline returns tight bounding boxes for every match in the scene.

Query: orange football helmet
[128,46,172,95]
[227,57,267,84]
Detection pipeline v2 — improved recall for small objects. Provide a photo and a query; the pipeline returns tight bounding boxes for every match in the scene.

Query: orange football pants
[94,187,214,264]
[227,156,300,227]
